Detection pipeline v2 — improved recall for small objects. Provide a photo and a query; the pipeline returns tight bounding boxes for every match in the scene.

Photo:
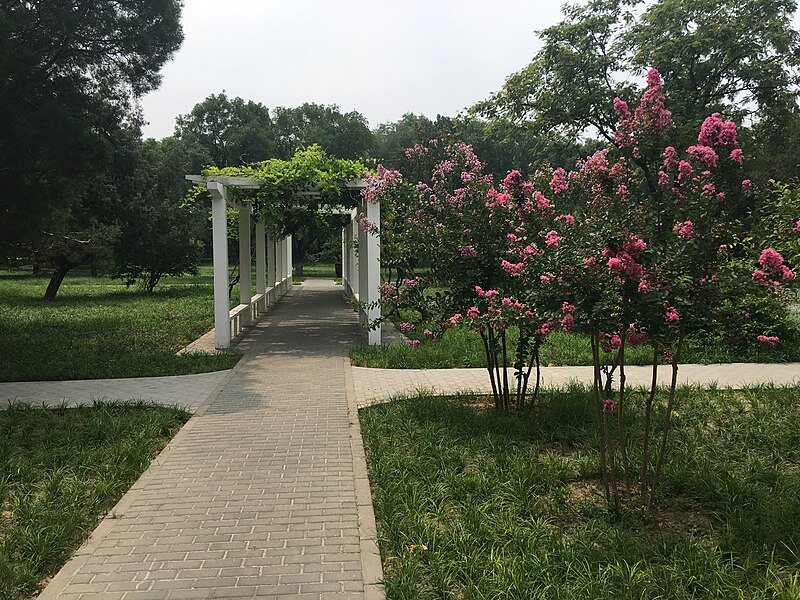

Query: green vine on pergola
[188,145,367,237]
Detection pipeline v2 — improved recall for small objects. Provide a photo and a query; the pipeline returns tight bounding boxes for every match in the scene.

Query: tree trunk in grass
[295,262,304,277]
[43,259,74,301]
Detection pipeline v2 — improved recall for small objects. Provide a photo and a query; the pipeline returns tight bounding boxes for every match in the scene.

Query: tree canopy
[0,0,184,298]
[476,0,800,158]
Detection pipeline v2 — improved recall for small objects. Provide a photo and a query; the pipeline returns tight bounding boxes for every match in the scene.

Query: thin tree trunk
[617,335,631,497]
[649,329,685,511]
[641,345,659,508]
[501,329,510,410]
[480,330,501,410]
[492,329,504,411]
[519,343,539,409]
[590,328,611,504]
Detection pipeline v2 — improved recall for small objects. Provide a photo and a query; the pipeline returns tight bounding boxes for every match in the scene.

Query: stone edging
[343,356,386,600]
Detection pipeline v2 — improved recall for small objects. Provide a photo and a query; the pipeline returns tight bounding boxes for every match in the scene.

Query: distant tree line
[2,0,798,298]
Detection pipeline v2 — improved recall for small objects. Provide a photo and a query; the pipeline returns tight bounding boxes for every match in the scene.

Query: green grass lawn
[351,326,800,369]
[0,401,190,600]
[0,265,239,381]
[299,262,337,278]
[361,386,800,599]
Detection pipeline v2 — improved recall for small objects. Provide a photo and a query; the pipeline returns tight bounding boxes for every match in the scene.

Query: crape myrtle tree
[371,72,798,513]
[0,0,184,299]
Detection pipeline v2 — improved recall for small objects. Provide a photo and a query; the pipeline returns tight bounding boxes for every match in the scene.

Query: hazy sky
[140,0,566,139]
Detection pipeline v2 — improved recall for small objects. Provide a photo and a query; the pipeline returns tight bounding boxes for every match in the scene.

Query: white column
[276,236,284,293]
[358,205,368,325]
[286,235,292,289]
[209,182,231,350]
[350,217,359,300]
[365,199,381,345]
[238,206,252,327]
[267,233,277,302]
[256,219,266,313]
[341,227,348,292]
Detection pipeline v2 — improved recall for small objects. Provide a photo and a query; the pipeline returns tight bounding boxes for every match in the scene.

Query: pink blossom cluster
[600,333,622,353]
[698,113,739,150]
[404,143,428,158]
[604,236,647,280]
[361,165,402,204]
[501,260,525,277]
[613,69,672,157]
[544,230,562,248]
[673,220,694,240]
[757,335,779,347]
[358,215,378,234]
[486,189,510,208]
[555,214,575,225]
[664,306,680,323]
[686,145,718,168]
[550,167,568,194]
[602,399,617,413]
[560,302,576,332]
[752,248,794,288]
[470,286,542,333]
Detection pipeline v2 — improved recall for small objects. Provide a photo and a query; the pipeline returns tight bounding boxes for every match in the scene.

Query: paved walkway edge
[37,360,247,600]
[344,357,386,600]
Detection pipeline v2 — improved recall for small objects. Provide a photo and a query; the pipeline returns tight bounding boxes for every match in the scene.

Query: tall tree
[112,136,206,292]
[174,93,275,167]
[272,103,374,160]
[0,0,184,298]
[477,0,800,166]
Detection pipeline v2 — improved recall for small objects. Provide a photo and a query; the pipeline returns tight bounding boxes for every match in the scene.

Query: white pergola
[186,174,381,349]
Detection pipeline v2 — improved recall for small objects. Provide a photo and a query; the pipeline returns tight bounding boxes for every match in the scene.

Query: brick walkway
[40,280,383,600]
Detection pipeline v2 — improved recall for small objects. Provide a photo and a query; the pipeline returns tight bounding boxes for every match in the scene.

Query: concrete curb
[343,357,386,600]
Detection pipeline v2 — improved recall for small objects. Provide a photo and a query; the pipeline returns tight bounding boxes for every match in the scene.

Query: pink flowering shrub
[371,69,798,514]
[374,143,569,410]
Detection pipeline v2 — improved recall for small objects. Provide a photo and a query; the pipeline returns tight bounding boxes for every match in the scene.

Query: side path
[40,279,383,600]
[0,371,230,412]
[352,362,800,408]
